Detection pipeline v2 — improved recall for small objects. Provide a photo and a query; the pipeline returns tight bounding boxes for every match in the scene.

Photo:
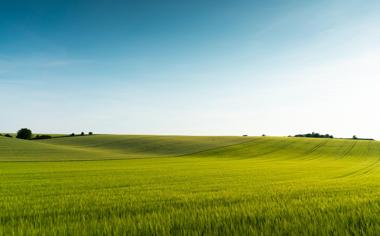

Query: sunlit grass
[1,135,380,235]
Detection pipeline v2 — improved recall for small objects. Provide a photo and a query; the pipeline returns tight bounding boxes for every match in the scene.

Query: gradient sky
[1,0,380,138]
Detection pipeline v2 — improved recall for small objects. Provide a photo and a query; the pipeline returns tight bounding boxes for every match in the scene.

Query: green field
[1,135,380,235]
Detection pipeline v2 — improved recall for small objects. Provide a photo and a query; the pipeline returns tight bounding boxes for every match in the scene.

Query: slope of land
[36,134,253,158]
[1,135,380,235]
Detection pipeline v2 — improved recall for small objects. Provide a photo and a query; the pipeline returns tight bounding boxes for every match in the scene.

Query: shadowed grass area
[0,135,251,161]
[36,134,252,157]
[1,135,380,235]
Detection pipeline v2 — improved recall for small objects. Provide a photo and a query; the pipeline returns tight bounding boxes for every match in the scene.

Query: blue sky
[1,0,380,138]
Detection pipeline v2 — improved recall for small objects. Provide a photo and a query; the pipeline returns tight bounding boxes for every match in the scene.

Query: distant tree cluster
[294,132,334,139]
[69,132,94,137]
[1,129,95,140]
[351,135,374,141]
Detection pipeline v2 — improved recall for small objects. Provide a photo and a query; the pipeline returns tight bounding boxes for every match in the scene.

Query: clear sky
[1,0,380,139]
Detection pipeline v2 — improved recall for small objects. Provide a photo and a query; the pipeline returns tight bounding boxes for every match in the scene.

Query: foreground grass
[1,136,380,235]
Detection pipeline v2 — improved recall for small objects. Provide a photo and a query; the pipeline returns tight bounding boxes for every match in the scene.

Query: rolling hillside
[36,135,252,158]
[0,135,252,161]
[3,134,379,161]
[1,135,380,235]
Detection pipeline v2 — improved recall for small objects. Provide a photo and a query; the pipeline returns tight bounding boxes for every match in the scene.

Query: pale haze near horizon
[1,1,380,139]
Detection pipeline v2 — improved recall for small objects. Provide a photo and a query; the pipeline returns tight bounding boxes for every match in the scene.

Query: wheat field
[1,135,380,235]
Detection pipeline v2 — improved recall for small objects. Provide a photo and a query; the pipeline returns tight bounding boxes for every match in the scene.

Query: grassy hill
[36,134,252,158]
[0,135,251,161]
[1,135,380,235]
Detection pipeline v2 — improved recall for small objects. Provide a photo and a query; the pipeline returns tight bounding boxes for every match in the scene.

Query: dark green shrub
[33,135,52,140]
[16,128,32,140]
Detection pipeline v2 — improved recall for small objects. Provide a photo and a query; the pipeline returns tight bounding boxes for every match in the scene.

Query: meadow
[1,135,380,235]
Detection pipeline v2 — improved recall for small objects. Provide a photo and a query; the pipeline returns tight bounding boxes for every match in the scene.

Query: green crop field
[1,135,380,235]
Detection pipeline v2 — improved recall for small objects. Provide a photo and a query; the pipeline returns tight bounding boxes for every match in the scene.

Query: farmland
[1,135,380,235]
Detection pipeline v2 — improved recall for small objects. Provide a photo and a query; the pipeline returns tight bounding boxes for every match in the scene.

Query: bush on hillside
[16,128,33,140]
[33,135,52,140]
[4,134,12,138]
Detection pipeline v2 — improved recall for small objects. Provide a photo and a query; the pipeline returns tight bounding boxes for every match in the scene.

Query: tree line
[292,132,374,140]
[0,128,94,140]
[294,132,334,139]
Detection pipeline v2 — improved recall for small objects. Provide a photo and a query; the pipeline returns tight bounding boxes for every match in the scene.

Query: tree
[81,132,85,136]
[70,133,75,136]
[89,132,93,135]
[4,134,12,138]
[353,135,358,140]
[16,128,32,140]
